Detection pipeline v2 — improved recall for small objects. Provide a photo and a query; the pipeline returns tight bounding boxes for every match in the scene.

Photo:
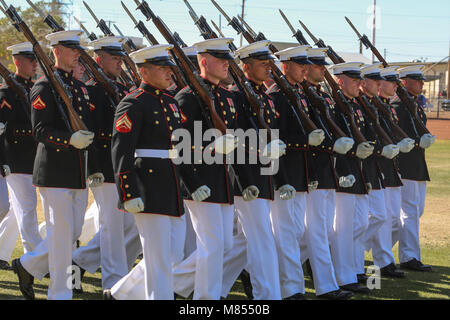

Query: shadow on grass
[1,259,449,300]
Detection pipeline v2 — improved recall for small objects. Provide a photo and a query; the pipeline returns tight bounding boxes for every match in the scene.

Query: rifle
[345,16,430,135]
[357,92,393,145]
[277,10,345,140]
[183,0,271,136]
[2,2,86,132]
[371,95,409,141]
[26,0,122,106]
[133,0,249,191]
[210,0,318,135]
[120,1,186,89]
[83,1,141,88]
[0,62,31,121]
[74,16,97,41]
[297,18,393,145]
[275,10,366,143]
[133,0,229,135]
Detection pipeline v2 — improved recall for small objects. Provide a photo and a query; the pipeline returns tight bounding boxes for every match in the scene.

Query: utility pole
[447,45,450,99]
[240,0,246,46]
[372,0,376,63]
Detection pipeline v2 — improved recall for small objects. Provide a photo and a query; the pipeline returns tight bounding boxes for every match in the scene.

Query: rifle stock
[5,6,87,132]
[357,92,393,145]
[0,62,31,120]
[372,96,409,140]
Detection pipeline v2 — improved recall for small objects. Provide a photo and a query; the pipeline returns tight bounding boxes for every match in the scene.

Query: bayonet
[298,20,317,43]
[83,1,100,25]
[121,1,138,25]
[237,15,256,38]
[279,9,295,34]
[210,20,224,37]
[113,24,124,37]
[183,0,199,21]
[298,19,344,63]
[26,0,45,18]
[210,0,232,24]
[74,16,97,41]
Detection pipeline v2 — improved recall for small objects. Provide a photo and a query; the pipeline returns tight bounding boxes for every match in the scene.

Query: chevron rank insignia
[115,112,132,133]
[0,98,12,110]
[32,95,46,110]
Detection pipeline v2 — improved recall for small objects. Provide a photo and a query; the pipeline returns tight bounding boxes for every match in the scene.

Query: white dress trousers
[0,175,10,221]
[353,194,370,275]
[173,201,234,300]
[330,192,358,286]
[365,189,388,250]
[234,197,281,300]
[398,179,427,263]
[270,191,306,298]
[87,183,131,289]
[6,174,42,253]
[0,207,18,262]
[367,187,400,268]
[305,189,339,295]
[111,213,186,300]
[132,212,180,300]
[20,187,88,300]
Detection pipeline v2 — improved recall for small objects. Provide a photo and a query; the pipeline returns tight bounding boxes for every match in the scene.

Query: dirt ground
[427,119,450,140]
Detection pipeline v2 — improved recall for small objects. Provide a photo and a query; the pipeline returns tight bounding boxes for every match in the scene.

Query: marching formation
[0,0,436,300]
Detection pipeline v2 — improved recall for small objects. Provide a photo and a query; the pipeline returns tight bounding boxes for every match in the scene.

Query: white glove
[2,165,11,177]
[397,138,415,153]
[124,197,144,213]
[366,183,373,193]
[381,144,400,159]
[191,185,211,202]
[308,181,319,192]
[308,129,325,147]
[419,133,436,149]
[339,174,356,188]
[0,122,5,135]
[356,142,374,159]
[88,172,104,188]
[279,184,296,200]
[242,185,259,202]
[69,130,95,149]
[262,139,287,159]
[212,134,238,155]
[333,137,355,155]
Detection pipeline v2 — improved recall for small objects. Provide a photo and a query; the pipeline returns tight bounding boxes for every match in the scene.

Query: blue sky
[8,0,450,62]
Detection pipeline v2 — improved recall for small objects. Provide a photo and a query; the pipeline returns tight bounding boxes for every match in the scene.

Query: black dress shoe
[340,283,371,294]
[103,289,115,300]
[0,259,12,270]
[12,258,35,300]
[283,293,307,300]
[400,258,432,272]
[380,263,406,278]
[239,270,253,300]
[357,273,369,284]
[318,288,354,300]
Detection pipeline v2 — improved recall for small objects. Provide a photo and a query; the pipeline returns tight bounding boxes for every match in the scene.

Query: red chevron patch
[0,98,12,110]
[115,112,132,133]
[32,95,46,110]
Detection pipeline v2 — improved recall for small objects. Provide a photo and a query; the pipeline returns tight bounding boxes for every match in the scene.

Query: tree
[0,1,65,73]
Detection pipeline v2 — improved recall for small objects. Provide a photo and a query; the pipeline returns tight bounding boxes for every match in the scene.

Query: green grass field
[0,141,449,300]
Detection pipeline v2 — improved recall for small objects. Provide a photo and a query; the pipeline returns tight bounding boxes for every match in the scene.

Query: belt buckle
[168,149,178,159]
